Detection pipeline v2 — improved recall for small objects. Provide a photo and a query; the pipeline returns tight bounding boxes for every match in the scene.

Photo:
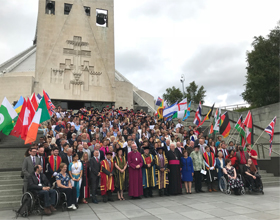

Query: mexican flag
[0,97,18,134]
[172,110,187,119]
[213,108,221,134]
[25,96,50,144]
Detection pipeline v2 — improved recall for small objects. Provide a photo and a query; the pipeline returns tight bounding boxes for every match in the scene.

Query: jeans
[37,189,56,208]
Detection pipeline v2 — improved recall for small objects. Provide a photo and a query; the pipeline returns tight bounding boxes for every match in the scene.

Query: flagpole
[202,124,211,133]
[252,129,266,149]
[227,129,237,143]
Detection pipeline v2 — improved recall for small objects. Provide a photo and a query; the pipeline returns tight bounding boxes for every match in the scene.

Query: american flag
[264,116,276,156]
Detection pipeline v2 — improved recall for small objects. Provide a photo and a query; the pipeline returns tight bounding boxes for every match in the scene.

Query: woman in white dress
[69,153,83,202]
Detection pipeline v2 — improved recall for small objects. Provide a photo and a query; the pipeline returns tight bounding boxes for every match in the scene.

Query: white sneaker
[68,205,73,209]
[72,204,77,210]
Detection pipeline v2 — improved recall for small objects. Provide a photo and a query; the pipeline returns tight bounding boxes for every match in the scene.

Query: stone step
[0,175,21,180]
[0,171,21,176]
[0,184,22,190]
[0,179,23,185]
[262,181,280,187]
[0,189,22,196]
[0,194,22,202]
[0,201,20,210]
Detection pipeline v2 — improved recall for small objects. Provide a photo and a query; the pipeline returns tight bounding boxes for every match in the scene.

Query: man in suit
[164,139,171,152]
[37,146,47,173]
[89,150,101,204]
[62,147,73,173]
[123,139,132,160]
[92,143,105,161]
[59,143,69,161]
[220,141,229,159]
[27,165,56,215]
[22,147,40,193]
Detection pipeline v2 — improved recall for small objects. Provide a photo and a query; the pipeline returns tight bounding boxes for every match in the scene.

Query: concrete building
[0,0,156,113]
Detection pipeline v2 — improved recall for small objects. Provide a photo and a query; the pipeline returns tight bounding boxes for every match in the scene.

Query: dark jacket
[27,172,50,192]
[89,157,101,179]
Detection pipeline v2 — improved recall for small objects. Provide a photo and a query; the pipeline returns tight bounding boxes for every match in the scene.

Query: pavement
[1,187,280,220]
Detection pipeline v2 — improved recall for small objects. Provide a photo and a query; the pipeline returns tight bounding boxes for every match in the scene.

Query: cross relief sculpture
[52,36,102,95]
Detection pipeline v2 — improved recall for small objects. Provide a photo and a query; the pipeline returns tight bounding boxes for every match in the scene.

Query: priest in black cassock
[166,143,182,195]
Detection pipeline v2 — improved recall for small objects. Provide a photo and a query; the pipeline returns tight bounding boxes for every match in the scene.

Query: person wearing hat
[100,152,115,203]
[141,146,156,198]
[113,148,128,201]
[155,147,169,196]
[190,145,205,193]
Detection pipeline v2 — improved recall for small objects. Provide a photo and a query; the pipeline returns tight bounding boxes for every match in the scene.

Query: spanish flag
[220,111,231,138]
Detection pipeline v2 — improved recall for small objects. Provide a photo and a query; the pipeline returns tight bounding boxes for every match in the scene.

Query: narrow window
[64,3,72,15]
[96,9,108,27]
[84,6,90,16]
[45,0,55,15]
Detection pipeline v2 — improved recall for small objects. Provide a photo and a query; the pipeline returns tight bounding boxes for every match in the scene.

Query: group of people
[21,106,261,215]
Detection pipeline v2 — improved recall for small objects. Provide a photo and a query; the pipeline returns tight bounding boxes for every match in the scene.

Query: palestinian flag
[235,115,246,148]
[199,103,214,126]
[213,108,221,134]
[244,111,254,145]
[25,96,50,144]
[172,110,187,119]
[220,111,231,138]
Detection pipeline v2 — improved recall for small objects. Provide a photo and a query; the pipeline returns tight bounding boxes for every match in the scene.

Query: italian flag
[172,110,187,119]
[0,97,18,134]
[25,96,50,144]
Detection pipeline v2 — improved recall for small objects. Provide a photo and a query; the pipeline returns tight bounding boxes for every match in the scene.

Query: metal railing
[255,143,280,159]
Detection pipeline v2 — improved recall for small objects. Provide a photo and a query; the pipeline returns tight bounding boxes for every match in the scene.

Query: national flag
[13,96,24,114]
[199,103,214,126]
[208,123,214,137]
[163,102,178,118]
[157,99,164,119]
[264,116,276,156]
[244,111,254,145]
[37,94,42,101]
[0,97,18,135]
[43,90,56,116]
[25,96,51,144]
[30,93,39,111]
[164,100,169,109]
[10,98,27,137]
[235,115,246,138]
[178,98,187,111]
[21,98,36,141]
[172,110,187,119]
[193,102,202,126]
[182,101,191,121]
[220,111,231,138]
[155,97,163,106]
[213,108,221,134]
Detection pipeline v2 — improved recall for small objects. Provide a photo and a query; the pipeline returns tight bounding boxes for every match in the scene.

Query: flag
[213,108,221,134]
[264,116,276,156]
[199,103,214,126]
[178,98,187,111]
[235,115,246,137]
[208,123,214,137]
[0,97,18,135]
[155,97,163,106]
[10,98,27,137]
[182,101,191,121]
[244,111,254,145]
[163,102,178,118]
[21,98,36,141]
[37,93,42,101]
[25,96,50,144]
[30,93,39,111]
[164,100,168,109]
[220,111,231,138]
[157,99,164,119]
[13,96,24,114]
[43,90,55,116]
[193,102,202,126]
[172,110,187,119]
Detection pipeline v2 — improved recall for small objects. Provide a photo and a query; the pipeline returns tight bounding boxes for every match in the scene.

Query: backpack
[14,195,32,218]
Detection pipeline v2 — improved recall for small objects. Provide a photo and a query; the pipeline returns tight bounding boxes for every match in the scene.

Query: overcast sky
[0,0,279,107]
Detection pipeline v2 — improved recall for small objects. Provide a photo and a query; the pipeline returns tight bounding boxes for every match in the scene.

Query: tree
[163,86,183,106]
[185,81,206,104]
[242,23,280,107]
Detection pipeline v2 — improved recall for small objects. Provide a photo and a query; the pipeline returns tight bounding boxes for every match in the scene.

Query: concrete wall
[115,81,133,109]
[35,0,116,102]
[136,89,155,109]
[0,76,34,103]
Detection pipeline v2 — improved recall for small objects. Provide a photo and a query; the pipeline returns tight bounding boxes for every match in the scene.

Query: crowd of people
[21,106,261,215]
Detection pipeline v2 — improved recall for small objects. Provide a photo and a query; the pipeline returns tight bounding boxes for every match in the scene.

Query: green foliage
[234,106,256,113]
[185,81,206,104]
[163,86,183,105]
[242,23,280,107]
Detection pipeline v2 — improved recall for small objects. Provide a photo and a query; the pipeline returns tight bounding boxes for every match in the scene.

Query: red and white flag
[21,98,35,141]
[30,93,39,111]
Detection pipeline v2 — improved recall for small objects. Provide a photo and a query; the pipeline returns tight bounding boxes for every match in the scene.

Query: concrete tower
[35,0,116,107]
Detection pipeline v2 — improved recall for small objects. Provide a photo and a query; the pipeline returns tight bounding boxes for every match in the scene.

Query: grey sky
[0,0,279,107]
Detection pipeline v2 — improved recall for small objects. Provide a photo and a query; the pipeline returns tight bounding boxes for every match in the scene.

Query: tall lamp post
[180,74,185,97]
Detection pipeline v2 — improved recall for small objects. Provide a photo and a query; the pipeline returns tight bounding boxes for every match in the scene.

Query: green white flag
[172,110,187,119]
[0,97,18,134]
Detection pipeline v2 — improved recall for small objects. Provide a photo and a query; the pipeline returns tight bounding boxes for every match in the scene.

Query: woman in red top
[226,149,238,169]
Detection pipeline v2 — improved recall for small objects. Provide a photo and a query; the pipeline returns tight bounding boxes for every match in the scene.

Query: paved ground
[2,187,280,220]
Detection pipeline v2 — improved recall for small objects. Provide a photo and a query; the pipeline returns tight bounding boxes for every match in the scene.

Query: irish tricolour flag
[0,97,18,133]
[25,96,50,144]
